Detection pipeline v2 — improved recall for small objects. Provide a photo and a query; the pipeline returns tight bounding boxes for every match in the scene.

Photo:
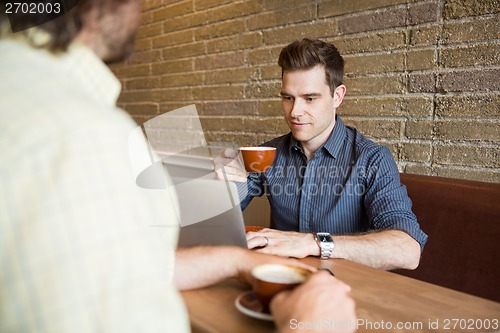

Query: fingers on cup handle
[221,147,239,158]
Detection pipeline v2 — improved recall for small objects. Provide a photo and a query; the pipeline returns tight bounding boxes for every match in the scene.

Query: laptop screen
[173,177,248,249]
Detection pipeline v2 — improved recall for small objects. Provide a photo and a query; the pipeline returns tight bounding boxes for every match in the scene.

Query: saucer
[245,225,264,233]
[235,291,273,321]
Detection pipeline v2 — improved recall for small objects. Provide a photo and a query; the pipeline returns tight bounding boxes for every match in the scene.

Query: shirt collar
[60,41,121,108]
[322,115,345,159]
[288,115,346,159]
[3,27,121,108]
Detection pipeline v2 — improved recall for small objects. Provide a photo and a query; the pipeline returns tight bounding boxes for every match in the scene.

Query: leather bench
[395,173,500,302]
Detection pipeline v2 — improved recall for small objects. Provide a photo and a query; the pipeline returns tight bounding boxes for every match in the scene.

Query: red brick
[247,5,316,31]
[142,0,167,11]
[137,22,163,40]
[434,166,500,183]
[396,142,432,162]
[341,97,432,117]
[319,0,407,17]
[345,52,405,74]
[158,88,193,102]
[152,1,194,21]
[192,85,245,100]
[127,49,162,65]
[333,31,405,54]
[133,38,152,52]
[408,2,439,25]
[198,101,259,116]
[152,59,193,75]
[338,7,407,34]
[194,51,246,70]
[206,33,262,54]
[436,95,499,118]
[194,0,232,11]
[442,17,498,44]
[407,49,436,71]
[410,26,440,46]
[440,43,500,68]
[200,116,245,132]
[247,46,282,65]
[160,102,199,114]
[122,103,160,116]
[163,12,206,33]
[434,144,499,168]
[205,68,259,84]
[405,120,434,140]
[444,0,499,19]
[409,74,437,93]
[152,30,193,49]
[264,0,318,11]
[263,21,338,45]
[258,99,282,116]
[162,42,205,60]
[439,69,500,93]
[342,118,403,139]
[194,19,246,40]
[245,82,281,99]
[108,0,500,184]
[260,64,281,80]
[118,90,162,104]
[126,77,162,90]
[345,75,407,95]
[205,0,262,24]
[113,64,151,78]
[160,72,204,88]
[435,120,500,142]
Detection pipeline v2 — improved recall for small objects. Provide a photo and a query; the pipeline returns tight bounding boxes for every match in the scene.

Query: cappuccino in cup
[251,264,311,312]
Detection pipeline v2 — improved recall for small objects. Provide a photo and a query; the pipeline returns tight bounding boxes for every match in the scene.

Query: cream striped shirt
[0,37,189,333]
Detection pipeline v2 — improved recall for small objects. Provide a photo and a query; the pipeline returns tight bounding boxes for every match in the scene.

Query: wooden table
[181,258,500,333]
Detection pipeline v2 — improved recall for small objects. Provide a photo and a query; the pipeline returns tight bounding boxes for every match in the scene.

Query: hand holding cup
[213,147,247,182]
[213,146,276,182]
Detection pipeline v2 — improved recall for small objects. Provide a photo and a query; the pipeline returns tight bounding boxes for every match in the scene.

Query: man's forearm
[174,246,245,290]
[331,230,421,270]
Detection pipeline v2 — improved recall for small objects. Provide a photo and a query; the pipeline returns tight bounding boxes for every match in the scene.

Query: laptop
[172,176,248,249]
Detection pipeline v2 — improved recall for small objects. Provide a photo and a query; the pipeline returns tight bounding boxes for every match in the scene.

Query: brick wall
[110,0,500,183]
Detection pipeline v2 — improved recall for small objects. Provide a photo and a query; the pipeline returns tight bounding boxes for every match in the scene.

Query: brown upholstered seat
[395,173,500,302]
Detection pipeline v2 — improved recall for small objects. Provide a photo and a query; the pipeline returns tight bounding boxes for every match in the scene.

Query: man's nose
[290,100,305,118]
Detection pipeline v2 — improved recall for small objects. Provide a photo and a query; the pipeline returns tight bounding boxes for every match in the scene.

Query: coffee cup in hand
[239,147,276,173]
[251,264,312,313]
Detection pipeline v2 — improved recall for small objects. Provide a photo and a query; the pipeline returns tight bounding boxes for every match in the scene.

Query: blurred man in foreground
[0,1,355,332]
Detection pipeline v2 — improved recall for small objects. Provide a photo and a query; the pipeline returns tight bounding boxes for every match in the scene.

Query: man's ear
[333,85,347,108]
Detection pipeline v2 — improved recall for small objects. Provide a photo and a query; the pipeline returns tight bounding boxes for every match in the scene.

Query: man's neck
[300,120,336,160]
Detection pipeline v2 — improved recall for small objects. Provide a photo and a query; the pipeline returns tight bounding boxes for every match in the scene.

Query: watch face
[318,233,333,243]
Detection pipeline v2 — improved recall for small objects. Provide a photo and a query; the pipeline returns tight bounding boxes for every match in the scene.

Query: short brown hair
[0,0,130,52]
[278,38,344,96]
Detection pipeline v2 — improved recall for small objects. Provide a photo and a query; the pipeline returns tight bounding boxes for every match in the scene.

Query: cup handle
[319,268,335,276]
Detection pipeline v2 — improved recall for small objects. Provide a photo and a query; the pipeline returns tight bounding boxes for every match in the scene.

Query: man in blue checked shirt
[215,38,428,271]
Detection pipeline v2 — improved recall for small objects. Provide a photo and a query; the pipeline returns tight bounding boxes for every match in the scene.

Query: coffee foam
[253,265,307,284]
[239,147,276,151]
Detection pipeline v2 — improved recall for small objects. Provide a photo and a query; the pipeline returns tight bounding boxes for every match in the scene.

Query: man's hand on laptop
[246,229,319,259]
[213,148,248,182]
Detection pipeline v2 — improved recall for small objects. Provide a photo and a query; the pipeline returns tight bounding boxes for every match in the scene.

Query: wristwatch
[315,232,334,259]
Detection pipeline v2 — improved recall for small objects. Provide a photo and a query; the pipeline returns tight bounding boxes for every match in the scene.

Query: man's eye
[307,97,317,102]
[282,96,294,102]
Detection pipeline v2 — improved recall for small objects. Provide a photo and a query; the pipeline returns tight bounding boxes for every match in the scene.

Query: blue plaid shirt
[240,116,428,250]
